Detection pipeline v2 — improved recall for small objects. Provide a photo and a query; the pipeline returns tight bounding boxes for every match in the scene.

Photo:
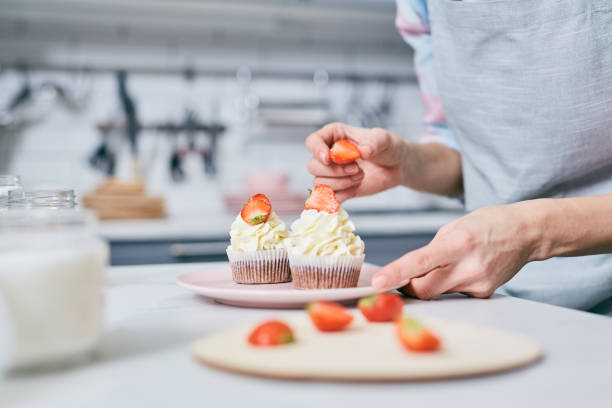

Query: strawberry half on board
[241,193,272,226]
[307,301,354,332]
[329,139,361,164]
[304,184,340,214]
[358,293,404,322]
[248,320,295,347]
[396,317,441,352]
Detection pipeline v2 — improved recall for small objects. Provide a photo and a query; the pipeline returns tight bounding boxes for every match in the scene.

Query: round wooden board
[192,315,542,381]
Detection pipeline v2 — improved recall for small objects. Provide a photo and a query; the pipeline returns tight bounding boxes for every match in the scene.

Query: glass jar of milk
[0,209,108,371]
[0,175,23,209]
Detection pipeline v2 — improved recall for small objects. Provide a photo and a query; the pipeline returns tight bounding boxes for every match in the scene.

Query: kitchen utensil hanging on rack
[343,77,395,129]
[1,66,94,173]
[117,70,142,180]
[88,123,116,176]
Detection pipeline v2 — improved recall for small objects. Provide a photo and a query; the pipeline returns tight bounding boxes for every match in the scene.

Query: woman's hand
[372,203,540,298]
[305,122,463,201]
[305,123,410,202]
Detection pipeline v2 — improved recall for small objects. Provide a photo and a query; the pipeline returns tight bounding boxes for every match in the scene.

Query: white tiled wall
[1,70,462,216]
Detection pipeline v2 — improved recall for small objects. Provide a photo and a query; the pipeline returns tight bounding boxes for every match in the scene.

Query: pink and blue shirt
[396,0,460,151]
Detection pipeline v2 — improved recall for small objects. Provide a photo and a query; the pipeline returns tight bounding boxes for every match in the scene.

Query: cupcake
[226,194,291,284]
[286,185,365,289]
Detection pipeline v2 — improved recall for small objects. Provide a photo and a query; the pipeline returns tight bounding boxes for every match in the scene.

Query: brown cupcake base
[226,248,291,284]
[291,265,361,289]
[230,259,291,284]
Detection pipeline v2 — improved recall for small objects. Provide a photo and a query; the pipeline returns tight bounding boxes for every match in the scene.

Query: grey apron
[428,0,612,313]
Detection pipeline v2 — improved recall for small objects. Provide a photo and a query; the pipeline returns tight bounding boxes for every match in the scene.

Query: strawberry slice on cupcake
[305,184,340,214]
[241,193,272,225]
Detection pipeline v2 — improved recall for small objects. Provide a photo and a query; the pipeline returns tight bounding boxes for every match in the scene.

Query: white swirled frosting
[286,208,364,256]
[228,212,289,252]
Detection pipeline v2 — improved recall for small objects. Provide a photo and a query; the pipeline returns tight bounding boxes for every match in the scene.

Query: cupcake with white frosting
[226,194,290,284]
[286,185,365,289]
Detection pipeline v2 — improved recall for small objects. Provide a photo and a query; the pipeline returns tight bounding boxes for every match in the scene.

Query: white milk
[0,210,108,370]
[0,295,13,376]
[0,244,107,369]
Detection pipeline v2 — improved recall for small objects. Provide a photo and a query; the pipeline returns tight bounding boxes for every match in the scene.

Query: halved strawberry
[248,320,295,347]
[241,193,272,225]
[307,301,354,332]
[358,293,404,322]
[396,317,441,352]
[330,139,361,164]
[304,185,340,214]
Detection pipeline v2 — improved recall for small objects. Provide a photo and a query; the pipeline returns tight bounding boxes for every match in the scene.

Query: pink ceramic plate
[176,264,405,309]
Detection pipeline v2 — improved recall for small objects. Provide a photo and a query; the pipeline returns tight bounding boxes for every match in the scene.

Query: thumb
[344,126,395,163]
[372,243,449,290]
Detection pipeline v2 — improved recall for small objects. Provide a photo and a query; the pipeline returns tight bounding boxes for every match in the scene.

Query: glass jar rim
[7,189,76,208]
[0,209,97,232]
[0,175,21,186]
[8,189,75,200]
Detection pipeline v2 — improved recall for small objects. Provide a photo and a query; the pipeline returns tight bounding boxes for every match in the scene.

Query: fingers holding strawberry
[305,123,408,201]
[305,123,403,167]
[329,139,361,164]
[305,122,354,165]
[306,158,363,179]
[306,158,364,203]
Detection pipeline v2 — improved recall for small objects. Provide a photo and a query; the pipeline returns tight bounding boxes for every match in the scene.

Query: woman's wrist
[398,141,463,196]
[397,140,418,188]
[509,195,612,262]
[515,198,570,262]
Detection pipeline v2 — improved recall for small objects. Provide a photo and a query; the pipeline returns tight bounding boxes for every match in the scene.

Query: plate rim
[176,264,407,302]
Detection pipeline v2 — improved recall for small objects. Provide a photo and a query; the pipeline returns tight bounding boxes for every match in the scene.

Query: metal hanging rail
[0,62,417,83]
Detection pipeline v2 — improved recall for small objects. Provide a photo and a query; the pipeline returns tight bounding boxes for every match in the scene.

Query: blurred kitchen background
[0,0,463,266]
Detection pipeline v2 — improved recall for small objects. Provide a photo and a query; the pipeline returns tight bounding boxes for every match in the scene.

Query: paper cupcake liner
[226,247,291,284]
[288,253,365,289]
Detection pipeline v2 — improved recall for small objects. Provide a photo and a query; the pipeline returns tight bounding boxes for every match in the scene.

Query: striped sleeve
[396,0,460,152]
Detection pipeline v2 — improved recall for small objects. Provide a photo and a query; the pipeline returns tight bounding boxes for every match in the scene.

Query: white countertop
[97,211,463,241]
[3,262,612,407]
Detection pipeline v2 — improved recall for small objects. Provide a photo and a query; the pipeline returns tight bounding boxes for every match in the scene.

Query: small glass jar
[0,175,22,210]
[0,209,108,371]
[8,189,76,209]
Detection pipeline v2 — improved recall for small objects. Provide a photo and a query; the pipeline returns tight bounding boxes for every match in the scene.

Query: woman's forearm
[400,142,463,196]
[523,194,612,261]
